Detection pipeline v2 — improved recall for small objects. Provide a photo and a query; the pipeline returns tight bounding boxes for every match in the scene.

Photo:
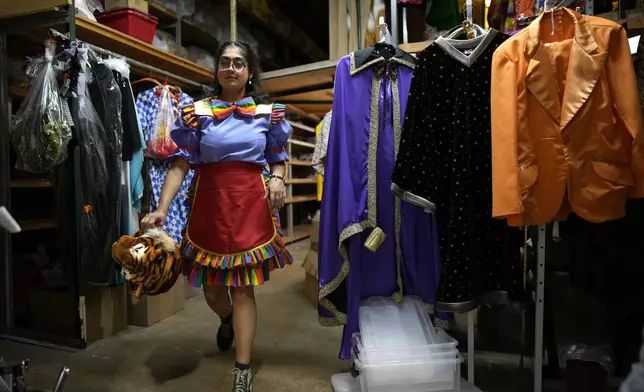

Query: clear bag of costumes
[10,39,73,174]
[145,86,178,159]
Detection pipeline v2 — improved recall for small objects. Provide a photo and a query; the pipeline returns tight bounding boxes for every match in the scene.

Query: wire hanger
[544,0,571,35]
[446,0,486,39]
[378,16,393,45]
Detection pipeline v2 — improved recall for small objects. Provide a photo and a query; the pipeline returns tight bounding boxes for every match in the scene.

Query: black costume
[391,29,524,311]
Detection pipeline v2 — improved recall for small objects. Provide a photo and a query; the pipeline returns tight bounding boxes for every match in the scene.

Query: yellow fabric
[316,121,323,201]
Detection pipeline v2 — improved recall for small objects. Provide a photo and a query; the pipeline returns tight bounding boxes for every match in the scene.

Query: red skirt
[180,162,293,287]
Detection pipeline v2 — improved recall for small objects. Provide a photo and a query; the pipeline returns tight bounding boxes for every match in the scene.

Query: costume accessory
[218,58,247,72]
[211,97,256,120]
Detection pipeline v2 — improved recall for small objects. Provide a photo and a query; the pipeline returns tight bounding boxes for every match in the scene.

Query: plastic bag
[10,39,72,174]
[146,86,178,159]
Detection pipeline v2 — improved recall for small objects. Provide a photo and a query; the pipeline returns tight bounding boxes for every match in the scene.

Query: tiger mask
[111,227,183,299]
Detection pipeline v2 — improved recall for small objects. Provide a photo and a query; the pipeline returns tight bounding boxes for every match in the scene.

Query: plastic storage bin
[359,296,437,349]
[355,354,463,392]
[352,328,458,363]
[96,7,159,44]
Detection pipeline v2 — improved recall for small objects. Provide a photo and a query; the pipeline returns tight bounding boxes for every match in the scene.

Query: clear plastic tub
[353,328,459,364]
[355,354,463,392]
[359,296,436,348]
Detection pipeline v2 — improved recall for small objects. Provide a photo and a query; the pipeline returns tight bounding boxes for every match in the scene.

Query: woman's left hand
[266,177,286,212]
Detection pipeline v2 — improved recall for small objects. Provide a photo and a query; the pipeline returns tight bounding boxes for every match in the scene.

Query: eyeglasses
[218,57,247,73]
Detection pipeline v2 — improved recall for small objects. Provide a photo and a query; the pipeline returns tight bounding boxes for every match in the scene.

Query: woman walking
[141,41,293,392]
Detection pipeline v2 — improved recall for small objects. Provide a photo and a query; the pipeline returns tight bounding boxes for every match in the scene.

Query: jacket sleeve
[266,103,292,164]
[491,50,523,220]
[607,27,644,198]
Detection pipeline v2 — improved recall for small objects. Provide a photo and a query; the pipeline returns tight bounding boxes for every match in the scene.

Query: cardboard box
[82,284,128,343]
[29,284,128,344]
[104,0,148,13]
[310,214,320,246]
[127,278,185,327]
[185,283,201,299]
[302,241,319,307]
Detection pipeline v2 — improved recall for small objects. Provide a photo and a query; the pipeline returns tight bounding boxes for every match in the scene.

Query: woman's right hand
[140,211,167,229]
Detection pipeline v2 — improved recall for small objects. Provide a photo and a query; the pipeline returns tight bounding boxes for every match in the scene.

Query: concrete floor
[0,240,348,392]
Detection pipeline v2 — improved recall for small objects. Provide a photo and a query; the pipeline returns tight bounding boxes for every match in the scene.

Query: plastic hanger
[131,77,163,87]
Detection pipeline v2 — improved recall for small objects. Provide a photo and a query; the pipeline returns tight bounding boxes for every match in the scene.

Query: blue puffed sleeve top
[170,97,292,166]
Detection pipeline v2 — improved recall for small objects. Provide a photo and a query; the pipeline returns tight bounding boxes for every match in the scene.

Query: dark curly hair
[212,41,271,104]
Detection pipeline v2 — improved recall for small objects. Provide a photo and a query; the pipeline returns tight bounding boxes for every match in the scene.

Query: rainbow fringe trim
[180,170,294,287]
[180,216,288,270]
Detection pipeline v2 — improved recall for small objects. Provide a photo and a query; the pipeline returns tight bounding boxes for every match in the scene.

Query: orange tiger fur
[111,228,183,299]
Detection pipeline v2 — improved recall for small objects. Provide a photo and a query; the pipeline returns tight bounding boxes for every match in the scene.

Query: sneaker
[232,367,253,392]
[217,320,235,352]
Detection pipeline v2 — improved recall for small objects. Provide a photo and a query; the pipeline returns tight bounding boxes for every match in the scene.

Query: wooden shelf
[399,40,432,54]
[283,224,312,245]
[148,3,219,51]
[286,178,316,185]
[261,60,337,96]
[73,17,213,85]
[17,218,57,231]
[11,178,52,188]
[290,121,316,134]
[285,195,317,204]
[288,139,315,149]
[21,15,212,87]
[287,160,313,167]
[236,3,325,63]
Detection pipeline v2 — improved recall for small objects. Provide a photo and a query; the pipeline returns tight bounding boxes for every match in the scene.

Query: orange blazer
[491,8,644,227]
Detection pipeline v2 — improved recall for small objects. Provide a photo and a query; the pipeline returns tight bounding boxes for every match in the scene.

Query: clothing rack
[49,28,212,92]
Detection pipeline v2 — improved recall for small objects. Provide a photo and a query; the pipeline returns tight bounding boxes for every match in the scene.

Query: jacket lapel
[524,8,608,130]
[525,45,562,123]
[559,14,607,130]
[524,13,561,123]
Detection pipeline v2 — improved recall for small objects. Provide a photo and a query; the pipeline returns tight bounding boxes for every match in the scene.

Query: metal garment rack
[0,3,79,337]
[411,2,617,392]
[0,2,211,348]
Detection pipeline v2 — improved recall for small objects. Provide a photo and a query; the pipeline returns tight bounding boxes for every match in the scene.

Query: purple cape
[318,46,443,360]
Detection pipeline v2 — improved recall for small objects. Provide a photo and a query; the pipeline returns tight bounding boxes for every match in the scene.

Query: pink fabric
[398,0,423,3]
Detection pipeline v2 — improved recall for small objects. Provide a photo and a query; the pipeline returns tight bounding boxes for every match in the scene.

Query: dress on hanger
[391,30,524,311]
[318,44,443,359]
[136,87,195,244]
[313,111,332,201]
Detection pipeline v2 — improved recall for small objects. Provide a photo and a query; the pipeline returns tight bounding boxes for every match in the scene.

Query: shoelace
[233,368,252,392]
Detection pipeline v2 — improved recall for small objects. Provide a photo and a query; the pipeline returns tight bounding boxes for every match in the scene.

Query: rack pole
[0,32,12,329]
[534,224,547,392]
[230,0,237,41]
[467,310,475,383]
[50,29,210,91]
[389,0,398,45]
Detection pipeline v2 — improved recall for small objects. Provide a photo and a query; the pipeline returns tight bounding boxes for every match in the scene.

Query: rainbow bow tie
[211,97,256,120]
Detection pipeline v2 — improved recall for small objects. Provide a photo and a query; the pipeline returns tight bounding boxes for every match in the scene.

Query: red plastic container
[95,7,159,44]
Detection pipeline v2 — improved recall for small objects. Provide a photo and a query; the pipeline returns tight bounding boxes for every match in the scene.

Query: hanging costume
[318,45,443,360]
[171,97,294,287]
[313,111,332,201]
[136,87,195,244]
[391,30,524,311]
